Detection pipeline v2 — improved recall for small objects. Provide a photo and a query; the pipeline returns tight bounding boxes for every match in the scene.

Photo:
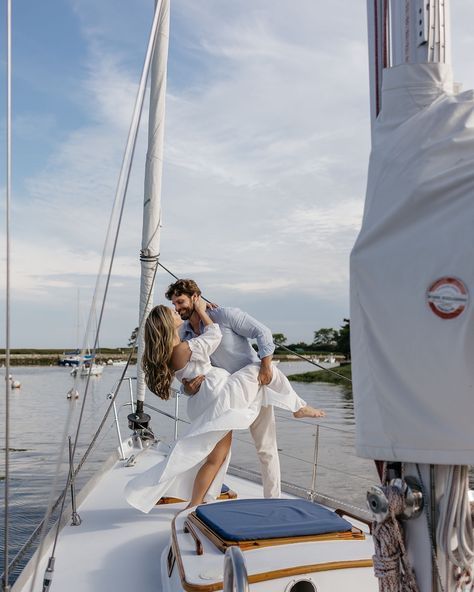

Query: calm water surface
[0,362,377,583]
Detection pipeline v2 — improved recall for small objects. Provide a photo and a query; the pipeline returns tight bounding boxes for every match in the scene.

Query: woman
[125,296,325,511]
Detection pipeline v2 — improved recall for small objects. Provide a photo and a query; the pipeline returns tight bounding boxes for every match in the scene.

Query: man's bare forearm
[258,355,273,385]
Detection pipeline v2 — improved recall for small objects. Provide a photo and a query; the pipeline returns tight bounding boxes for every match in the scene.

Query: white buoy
[66,388,79,400]
[10,377,21,389]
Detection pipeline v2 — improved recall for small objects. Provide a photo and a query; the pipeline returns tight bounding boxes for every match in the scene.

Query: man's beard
[178,306,194,320]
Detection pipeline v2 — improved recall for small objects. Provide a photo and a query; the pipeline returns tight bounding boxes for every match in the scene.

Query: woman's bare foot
[293,405,325,418]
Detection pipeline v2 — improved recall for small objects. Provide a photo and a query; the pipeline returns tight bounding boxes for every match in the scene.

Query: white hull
[70,364,104,377]
[12,440,378,592]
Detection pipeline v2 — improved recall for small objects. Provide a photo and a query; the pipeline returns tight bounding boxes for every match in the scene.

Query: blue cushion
[195,499,352,541]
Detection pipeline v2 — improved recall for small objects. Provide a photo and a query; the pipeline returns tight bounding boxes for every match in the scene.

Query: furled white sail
[137,0,170,404]
[351,62,474,464]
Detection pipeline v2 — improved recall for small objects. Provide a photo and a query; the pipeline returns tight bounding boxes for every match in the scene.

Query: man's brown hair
[165,279,201,301]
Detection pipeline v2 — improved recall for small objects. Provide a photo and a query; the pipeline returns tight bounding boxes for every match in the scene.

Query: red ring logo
[427,277,468,319]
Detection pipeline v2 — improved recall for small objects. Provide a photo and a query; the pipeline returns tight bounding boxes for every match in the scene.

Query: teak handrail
[184,518,204,555]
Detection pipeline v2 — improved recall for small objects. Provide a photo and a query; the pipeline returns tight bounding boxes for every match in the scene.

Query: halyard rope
[436,465,474,591]
[414,464,446,592]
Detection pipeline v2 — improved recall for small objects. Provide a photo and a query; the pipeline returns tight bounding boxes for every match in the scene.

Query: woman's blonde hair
[142,305,176,400]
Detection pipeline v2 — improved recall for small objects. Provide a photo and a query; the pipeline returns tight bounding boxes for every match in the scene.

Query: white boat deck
[12,440,378,592]
[12,440,266,592]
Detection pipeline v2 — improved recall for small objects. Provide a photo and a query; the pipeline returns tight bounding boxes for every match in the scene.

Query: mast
[367,0,450,136]
[355,2,474,591]
[135,0,170,414]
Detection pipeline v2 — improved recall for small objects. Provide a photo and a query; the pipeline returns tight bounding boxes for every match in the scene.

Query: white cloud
[1,1,370,345]
[220,279,293,294]
[7,1,474,346]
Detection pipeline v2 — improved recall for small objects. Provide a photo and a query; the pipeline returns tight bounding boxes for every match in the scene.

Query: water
[0,362,377,584]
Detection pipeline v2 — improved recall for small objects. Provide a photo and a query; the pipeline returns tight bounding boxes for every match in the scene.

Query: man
[165,278,281,498]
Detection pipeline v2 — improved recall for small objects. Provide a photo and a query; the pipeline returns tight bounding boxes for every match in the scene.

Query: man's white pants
[249,405,281,498]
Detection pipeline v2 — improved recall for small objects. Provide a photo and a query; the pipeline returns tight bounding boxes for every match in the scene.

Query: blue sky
[2,1,474,348]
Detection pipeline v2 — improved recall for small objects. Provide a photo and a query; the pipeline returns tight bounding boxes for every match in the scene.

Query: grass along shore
[1,350,341,367]
[287,363,352,386]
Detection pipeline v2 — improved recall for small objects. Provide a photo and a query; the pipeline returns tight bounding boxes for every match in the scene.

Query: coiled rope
[371,485,420,592]
[372,463,420,591]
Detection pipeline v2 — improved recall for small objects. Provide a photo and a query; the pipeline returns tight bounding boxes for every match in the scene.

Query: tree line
[272,318,350,359]
[128,319,351,359]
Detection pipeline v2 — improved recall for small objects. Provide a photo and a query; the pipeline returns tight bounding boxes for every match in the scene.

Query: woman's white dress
[125,324,307,513]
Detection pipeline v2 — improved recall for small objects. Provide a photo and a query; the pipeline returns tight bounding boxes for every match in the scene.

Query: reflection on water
[0,363,377,583]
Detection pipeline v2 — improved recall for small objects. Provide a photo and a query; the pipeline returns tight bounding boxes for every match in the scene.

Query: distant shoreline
[0,350,345,367]
[287,364,352,386]
[0,350,136,366]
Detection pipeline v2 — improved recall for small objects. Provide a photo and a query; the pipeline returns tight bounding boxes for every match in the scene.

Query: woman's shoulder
[171,341,191,371]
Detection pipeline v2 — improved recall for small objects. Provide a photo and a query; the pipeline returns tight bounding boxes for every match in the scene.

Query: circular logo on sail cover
[427,277,468,319]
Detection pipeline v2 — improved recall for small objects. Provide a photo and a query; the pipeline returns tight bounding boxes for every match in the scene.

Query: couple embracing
[126,279,325,512]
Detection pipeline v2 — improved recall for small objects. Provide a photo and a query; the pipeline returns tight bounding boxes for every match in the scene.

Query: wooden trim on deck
[171,514,373,592]
[335,508,374,534]
[184,518,204,555]
[157,490,236,505]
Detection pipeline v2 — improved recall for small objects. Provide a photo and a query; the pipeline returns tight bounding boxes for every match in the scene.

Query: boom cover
[351,63,474,463]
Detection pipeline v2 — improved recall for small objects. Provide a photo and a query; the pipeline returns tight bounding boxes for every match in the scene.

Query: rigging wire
[26,4,167,591]
[276,343,352,382]
[69,0,165,464]
[273,410,353,432]
[9,258,351,586]
[25,395,78,592]
[1,405,124,582]
[228,464,369,518]
[7,53,347,592]
[142,401,372,484]
[6,5,342,590]
[3,1,12,589]
[3,0,165,582]
[6,311,349,585]
[156,262,352,383]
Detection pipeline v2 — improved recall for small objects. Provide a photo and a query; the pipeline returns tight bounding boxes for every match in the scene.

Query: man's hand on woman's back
[182,375,205,395]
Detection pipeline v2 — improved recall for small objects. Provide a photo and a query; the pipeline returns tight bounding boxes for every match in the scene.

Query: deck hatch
[191,499,358,551]
[195,499,352,541]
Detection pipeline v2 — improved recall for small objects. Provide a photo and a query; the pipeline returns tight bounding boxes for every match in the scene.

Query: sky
[1,0,474,348]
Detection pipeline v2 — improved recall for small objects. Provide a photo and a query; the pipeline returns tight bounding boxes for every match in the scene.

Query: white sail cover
[351,63,474,464]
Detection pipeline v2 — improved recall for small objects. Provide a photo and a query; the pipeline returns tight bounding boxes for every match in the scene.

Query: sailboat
[69,361,103,377]
[2,2,379,591]
[4,1,474,592]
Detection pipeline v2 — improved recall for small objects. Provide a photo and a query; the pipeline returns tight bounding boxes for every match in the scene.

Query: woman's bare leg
[188,432,233,507]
